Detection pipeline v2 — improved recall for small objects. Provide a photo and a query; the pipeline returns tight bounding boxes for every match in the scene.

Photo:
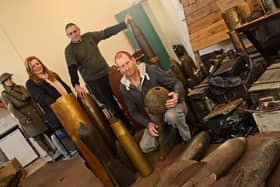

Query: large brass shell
[110,118,153,177]
[79,95,116,153]
[51,94,113,187]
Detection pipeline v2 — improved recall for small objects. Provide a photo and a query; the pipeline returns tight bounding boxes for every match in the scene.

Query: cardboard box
[0,158,24,179]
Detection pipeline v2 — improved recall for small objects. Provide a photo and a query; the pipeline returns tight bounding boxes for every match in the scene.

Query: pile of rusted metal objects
[152,131,280,187]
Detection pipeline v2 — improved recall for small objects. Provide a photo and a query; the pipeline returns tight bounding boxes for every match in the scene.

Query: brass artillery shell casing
[51,93,114,187]
[110,118,153,177]
[79,95,116,153]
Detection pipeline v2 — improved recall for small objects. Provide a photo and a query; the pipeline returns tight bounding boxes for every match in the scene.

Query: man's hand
[125,14,133,24]
[74,84,89,98]
[166,92,179,108]
[147,122,159,137]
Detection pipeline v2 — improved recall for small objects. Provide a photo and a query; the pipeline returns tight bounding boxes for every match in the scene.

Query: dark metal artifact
[202,98,244,122]
[180,131,211,161]
[201,137,246,178]
[169,59,188,89]
[231,137,280,187]
[228,30,247,53]
[127,18,159,65]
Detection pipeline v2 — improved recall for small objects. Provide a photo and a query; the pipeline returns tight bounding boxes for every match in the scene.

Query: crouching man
[114,51,191,153]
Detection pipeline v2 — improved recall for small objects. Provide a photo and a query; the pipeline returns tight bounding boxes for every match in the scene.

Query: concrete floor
[21,142,186,187]
[21,132,280,187]
[22,155,103,187]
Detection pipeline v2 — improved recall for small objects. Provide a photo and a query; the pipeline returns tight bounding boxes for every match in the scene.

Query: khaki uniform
[1,85,47,137]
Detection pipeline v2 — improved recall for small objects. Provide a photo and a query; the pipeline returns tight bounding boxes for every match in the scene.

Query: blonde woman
[24,56,76,158]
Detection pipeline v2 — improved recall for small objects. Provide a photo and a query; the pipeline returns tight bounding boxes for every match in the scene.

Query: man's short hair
[65,23,77,30]
[115,51,133,63]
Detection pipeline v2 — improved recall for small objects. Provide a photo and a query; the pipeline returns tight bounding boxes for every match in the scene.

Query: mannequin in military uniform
[0,72,55,156]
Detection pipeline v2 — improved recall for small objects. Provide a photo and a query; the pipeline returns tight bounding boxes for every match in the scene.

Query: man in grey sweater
[114,51,191,153]
[64,15,134,133]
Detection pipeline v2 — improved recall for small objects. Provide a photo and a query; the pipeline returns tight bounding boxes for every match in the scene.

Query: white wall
[0,0,133,91]
[0,0,200,93]
[142,0,195,62]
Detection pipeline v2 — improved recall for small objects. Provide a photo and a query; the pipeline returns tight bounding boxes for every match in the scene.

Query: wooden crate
[249,63,280,106]
[182,0,229,51]
[253,111,280,132]
[188,85,217,121]
[181,0,262,51]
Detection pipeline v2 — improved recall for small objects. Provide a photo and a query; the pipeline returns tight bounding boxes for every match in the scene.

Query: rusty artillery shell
[51,94,114,187]
[232,137,280,187]
[144,86,169,160]
[180,131,211,161]
[79,95,116,153]
[110,118,153,177]
[127,19,160,65]
[201,137,246,178]
[144,86,169,115]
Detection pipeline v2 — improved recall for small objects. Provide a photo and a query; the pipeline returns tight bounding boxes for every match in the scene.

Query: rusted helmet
[144,86,169,114]
[0,73,12,84]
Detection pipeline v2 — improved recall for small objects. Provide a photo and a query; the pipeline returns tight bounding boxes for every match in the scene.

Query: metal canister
[222,6,243,30]
[228,30,247,53]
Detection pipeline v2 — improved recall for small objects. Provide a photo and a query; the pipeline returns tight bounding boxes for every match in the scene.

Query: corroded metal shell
[128,19,159,65]
[201,137,246,178]
[144,86,169,114]
[180,131,211,161]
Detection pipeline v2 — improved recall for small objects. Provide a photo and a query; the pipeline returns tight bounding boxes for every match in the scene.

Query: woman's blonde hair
[24,56,60,85]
